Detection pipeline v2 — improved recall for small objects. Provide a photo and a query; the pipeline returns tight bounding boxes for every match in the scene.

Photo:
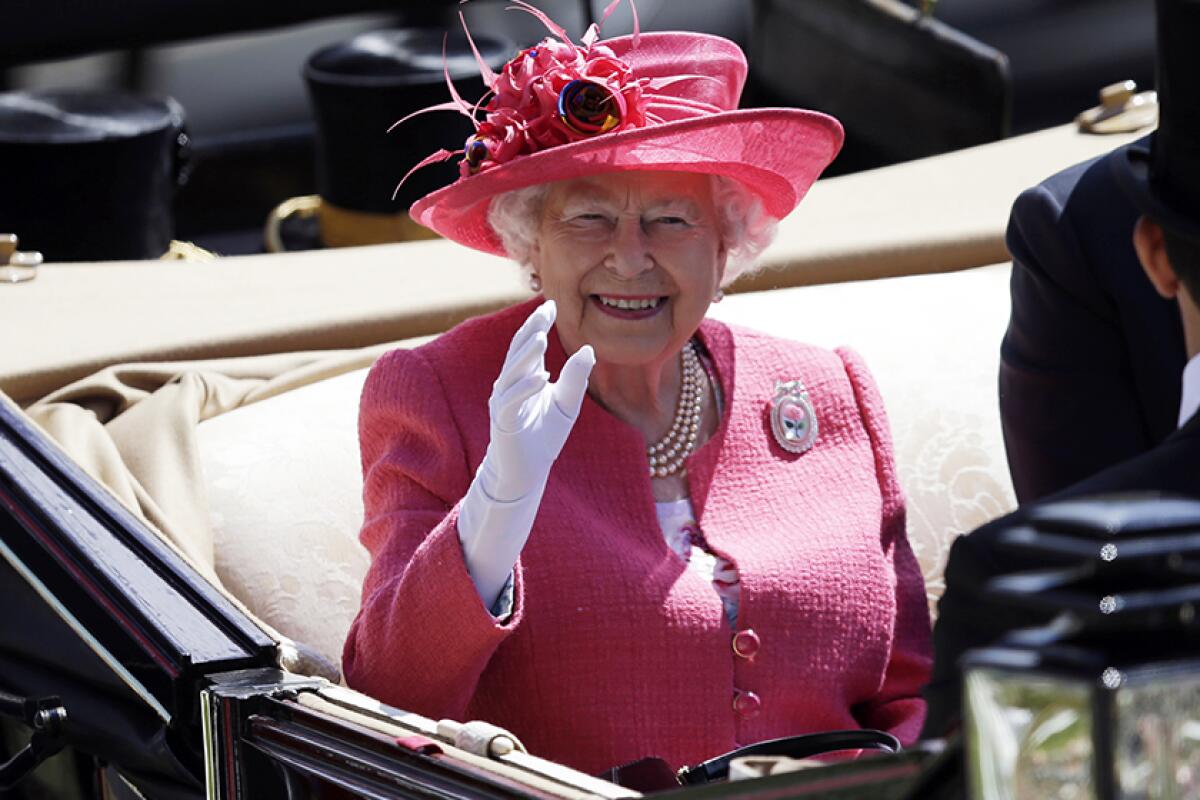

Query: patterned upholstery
[199,369,370,670]
[196,263,1017,666]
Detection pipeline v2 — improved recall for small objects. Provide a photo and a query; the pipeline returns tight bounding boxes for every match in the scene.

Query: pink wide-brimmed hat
[402,1,844,257]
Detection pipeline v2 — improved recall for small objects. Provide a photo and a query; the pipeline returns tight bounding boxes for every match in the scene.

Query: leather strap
[676,729,902,785]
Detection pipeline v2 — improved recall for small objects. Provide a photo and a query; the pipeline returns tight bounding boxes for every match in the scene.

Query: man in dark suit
[923,0,1200,740]
[1001,142,1186,503]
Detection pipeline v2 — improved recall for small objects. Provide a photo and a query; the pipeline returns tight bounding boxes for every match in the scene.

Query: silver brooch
[770,380,818,454]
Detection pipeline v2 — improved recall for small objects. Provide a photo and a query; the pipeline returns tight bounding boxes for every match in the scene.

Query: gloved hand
[457,300,595,610]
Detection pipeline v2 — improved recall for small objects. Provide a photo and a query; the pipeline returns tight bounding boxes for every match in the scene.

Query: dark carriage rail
[0,396,275,726]
[201,668,630,800]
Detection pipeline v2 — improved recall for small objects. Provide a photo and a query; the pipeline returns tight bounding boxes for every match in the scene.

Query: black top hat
[1113,0,1200,242]
[304,28,512,215]
[0,89,186,261]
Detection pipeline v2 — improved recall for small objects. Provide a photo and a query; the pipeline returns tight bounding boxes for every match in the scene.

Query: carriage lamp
[960,494,1200,800]
[965,648,1200,800]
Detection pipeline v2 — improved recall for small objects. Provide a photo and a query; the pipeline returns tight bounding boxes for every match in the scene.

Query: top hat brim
[1112,135,1200,244]
[409,107,844,258]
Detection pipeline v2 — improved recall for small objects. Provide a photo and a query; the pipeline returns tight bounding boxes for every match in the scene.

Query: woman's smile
[590,293,667,320]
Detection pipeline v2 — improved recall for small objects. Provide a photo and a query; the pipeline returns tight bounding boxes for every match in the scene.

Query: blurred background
[2,0,1155,257]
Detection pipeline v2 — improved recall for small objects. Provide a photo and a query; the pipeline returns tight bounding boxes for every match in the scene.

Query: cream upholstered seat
[195,262,1018,668]
[197,368,372,670]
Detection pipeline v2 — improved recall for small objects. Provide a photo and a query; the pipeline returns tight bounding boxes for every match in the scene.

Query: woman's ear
[1134,216,1181,300]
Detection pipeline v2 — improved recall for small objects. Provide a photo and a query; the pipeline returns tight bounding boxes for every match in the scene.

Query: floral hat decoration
[398,0,844,256]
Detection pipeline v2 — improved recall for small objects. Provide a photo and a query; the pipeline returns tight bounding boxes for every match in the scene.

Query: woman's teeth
[597,296,661,310]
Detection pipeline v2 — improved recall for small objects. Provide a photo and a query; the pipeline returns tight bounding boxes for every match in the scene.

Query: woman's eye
[653,216,691,227]
[571,213,609,224]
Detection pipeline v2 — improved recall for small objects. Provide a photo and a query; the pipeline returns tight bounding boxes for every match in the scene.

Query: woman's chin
[566,298,706,367]
[586,336,682,369]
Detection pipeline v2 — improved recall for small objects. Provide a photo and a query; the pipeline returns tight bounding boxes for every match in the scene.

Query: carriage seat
[195,262,1018,672]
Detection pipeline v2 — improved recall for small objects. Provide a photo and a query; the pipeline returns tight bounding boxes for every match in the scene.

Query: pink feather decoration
[387,101,476,134]
[392,148,460,200]
[505,0,573,44]
[459,10,498,90]
[441,34,476,118]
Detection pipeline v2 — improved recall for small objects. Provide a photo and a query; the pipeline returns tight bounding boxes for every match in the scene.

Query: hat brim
[409,107,844,257]
[1112,136,1200,244]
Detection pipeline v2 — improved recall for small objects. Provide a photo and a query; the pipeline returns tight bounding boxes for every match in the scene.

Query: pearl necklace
[647,341,705,478]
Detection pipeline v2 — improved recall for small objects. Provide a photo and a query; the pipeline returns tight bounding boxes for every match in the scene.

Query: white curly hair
[486,174,779,287]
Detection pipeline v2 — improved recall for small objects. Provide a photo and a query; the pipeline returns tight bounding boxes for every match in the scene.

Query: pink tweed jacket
[343,299,932,775]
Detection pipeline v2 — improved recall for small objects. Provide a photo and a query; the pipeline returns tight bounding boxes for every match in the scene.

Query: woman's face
[530,171,727,368]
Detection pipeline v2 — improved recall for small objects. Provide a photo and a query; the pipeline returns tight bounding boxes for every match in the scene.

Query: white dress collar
[1179,352,1200,429]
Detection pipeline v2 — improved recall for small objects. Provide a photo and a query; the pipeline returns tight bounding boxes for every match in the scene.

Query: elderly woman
[343,6,931,776]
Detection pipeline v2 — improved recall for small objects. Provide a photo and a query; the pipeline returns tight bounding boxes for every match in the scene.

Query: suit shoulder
[1054,433,1200,500]
[1011,143,1142,236]
[1013,139,1139,213]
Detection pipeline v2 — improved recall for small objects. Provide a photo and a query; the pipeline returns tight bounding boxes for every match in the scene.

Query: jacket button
[733,689,761,719]
[731,629,761,659]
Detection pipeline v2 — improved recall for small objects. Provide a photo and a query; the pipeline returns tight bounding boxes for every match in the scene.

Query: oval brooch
[770,380,818,454]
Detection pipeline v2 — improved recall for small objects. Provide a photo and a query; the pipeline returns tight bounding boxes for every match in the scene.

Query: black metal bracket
[0,689,69,791]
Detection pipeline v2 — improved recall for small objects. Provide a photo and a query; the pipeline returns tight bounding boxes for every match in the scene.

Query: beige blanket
[24,344,411,584]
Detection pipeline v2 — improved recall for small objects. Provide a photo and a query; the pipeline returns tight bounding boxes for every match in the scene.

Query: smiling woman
[342,0,932,777]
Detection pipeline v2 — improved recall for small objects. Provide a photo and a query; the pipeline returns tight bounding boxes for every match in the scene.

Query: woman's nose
[606,217,653,277]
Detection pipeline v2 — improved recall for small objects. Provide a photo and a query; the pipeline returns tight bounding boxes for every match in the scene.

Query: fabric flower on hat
[464,36,647,176]
[393,0,712,192]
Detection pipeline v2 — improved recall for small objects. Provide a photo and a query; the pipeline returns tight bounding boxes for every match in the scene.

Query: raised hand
[458,301,595,609]
[479,300,595,502]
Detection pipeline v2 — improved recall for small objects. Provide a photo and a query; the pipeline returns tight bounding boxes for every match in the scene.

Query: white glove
[457,300,595,610]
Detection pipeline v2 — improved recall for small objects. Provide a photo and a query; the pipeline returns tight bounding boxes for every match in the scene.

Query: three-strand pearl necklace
[647,340,705,478]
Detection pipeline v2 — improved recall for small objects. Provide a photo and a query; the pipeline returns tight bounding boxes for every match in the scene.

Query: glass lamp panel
[966,668,1096,800]
[1115,672,1200,799]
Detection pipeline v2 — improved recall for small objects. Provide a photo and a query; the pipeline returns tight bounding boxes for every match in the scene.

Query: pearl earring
[529,273,543,293]
[713,288,725,303]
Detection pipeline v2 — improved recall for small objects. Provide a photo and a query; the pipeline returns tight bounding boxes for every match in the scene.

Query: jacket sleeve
[342,346,523,720]
[1000,180,1153,502]
[837,348,933,746]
